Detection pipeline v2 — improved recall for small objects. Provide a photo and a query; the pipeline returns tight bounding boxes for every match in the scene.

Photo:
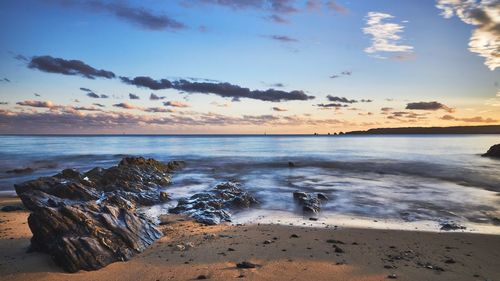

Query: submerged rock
[15,157,183,272]
[169,182,258,225]
[6,167,34,174]
[293,191,328,214]
[482,144,500,159]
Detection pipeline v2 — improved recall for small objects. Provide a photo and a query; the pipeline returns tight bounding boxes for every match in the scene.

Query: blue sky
[0,0,498,134]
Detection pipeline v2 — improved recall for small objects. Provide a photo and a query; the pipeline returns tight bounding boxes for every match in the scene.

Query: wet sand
[1,196,499,281]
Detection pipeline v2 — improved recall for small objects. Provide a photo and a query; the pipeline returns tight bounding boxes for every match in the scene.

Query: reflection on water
[1,135,499,233]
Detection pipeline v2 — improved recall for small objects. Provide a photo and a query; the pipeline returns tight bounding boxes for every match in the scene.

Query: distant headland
[345,125,500,135]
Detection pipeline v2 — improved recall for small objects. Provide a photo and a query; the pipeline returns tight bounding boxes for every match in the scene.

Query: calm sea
[1,135,499,233]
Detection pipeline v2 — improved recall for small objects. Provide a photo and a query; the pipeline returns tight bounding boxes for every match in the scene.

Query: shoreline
[1,196,500,281]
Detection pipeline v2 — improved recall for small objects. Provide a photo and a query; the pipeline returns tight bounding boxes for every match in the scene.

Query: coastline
[2,196,499,281]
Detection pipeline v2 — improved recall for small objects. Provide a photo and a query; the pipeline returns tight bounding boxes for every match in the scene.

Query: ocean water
[1,135,499,233]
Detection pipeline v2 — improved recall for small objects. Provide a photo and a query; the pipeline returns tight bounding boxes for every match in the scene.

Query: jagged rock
[169,182,258,225]
[440,222,466,231]
[293,191,328,214]
[482,144,500,158]
[15,157,183,273]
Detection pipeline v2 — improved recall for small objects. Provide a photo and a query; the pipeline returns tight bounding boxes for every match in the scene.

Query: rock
[317,193,328,201]
[290,234,299,238]
[159,191,170,202]
[1,205,24,212]
[15,157,182,273]
[263,240,272,244]
[169,182,258,225]
[293,191,327,214]
[196,275,208,280]
[440,222,466,231]
[6,167,34,174]
[482,144,500,158]
[288,161,295,167]
[444,258,456,264]
[175,244,186,251]
[236,261,258,269]
[333,245,344,253]
[387,273,397,279]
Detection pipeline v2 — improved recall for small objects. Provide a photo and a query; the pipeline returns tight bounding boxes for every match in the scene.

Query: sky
[0,0,498,134]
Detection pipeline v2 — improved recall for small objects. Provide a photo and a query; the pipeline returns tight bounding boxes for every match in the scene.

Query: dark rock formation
[169,182,258,225]
[293,191,328,214]
[15,157,183,272]
[482,144,500,158]
[1,205,24,212]
[439,222,466,231]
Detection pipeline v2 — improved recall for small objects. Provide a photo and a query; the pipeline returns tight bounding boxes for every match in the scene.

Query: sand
[1,196,499,281]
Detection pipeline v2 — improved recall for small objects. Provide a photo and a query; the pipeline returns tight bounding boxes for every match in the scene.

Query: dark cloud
[0,102,8,105]
[192,0,298,14]
[129,93,140,100]
[341,71,352,75]
[267,14,289,23]
[150,93,166,100]
[387,111,428,122]
[120,76,173,90]
[380,107,393,114]
[272,106,287,111]
[93,103,106,108]
[28,55,115,79]
[54,0,185,31]
[100,94,109,99]
[163,101,190,107]
[267,35,299,42]
[330,70,352,79]
[406,101,454,113]
[327,95,357,104]
[120,76,315,102]
[113,102,139,110]
[326,0,348,13]
[316,103,348,108]
[360,99,373,103]
[1,78,10,83]
[80,87,92,92]
[14,54,28,62]
[440,114,498,123]
[87,92,100,99]
[329,75,340,79]
[34,93,41,97]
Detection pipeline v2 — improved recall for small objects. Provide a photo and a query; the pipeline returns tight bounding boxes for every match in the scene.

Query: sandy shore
[1,196,499,281]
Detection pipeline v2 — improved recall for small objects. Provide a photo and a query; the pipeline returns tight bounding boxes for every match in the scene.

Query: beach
[2,196,499,281]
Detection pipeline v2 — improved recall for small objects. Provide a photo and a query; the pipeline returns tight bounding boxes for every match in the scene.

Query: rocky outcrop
[15,157,183,273]
[293,191,328,214]
[169,182,258,225]
[482,144,500,159]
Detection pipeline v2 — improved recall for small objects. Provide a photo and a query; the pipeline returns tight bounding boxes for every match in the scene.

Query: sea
[1,135,499,234]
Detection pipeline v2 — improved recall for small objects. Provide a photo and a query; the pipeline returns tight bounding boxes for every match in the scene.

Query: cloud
[267,14,289,23]
[28,55,115,79]
[34,93,41,97]
[440,114,498,123]
[0,108,352,133]
[86,92,107,99]
[150,93,166,100]
[1,78,10,83]
[267,35,299,42]
[330,70,352,79]
[436,0,499,70]
[129,93,140,100]
[325,0,348,13]
[143,107,174,113]
[120,76,173,90]
[192,0,298,14]
[53,0,185,31]
[210,101,230,107]
[93,103,106,108]
[113,102,140,110]
[72,106,102,112]
[327,95,357,104]
[0,102,9,105]
[272,106,287,111]
[16,100,56,109]
[163,101,190,108]
[406,101,454,112]
[380,107,394,114]
[386,111,428,122]
[326,95,372,104]
[120,76,315,102]
[363,12,414,56]
[316,103,348,109]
